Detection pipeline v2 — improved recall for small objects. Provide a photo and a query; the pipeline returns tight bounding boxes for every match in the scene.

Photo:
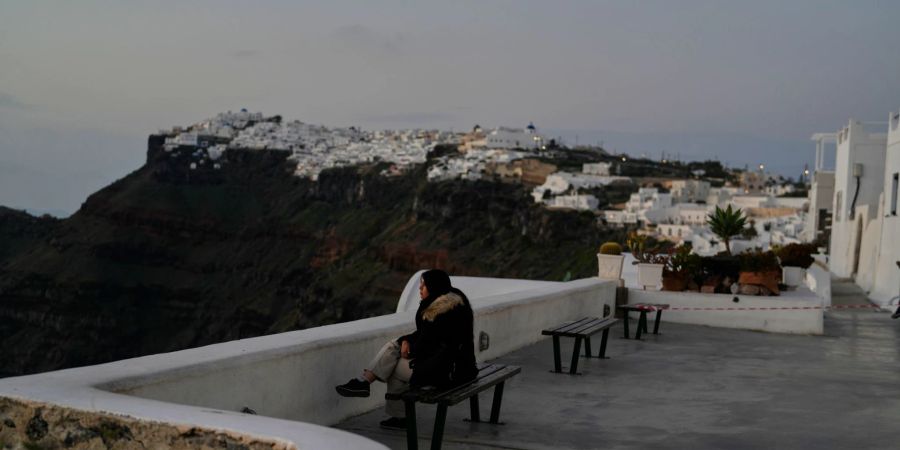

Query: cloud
[0,92,27,109]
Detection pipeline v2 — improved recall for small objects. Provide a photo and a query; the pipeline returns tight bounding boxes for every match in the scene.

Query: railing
[0,275,615,449]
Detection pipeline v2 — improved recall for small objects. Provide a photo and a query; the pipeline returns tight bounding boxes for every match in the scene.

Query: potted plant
[776,243,816,287]
[662,245,701,292]
[627,233,668,290]
[597,241,625,286]
[707,205,747,255]
[738,248,781,295]
[700,254,741,293]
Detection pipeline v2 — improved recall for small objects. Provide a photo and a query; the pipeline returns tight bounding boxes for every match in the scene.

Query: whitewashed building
[670,180,710,203]
[865,111,900,305]
[486,123,543,150]
[828,120,888,279]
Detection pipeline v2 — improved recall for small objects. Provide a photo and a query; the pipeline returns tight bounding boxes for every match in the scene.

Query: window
[891,173,899,216]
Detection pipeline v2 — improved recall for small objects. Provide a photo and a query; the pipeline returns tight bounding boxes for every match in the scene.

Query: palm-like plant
[707,205,747,255]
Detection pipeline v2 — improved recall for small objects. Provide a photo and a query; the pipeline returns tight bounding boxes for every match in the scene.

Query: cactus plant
[599,242,622,255]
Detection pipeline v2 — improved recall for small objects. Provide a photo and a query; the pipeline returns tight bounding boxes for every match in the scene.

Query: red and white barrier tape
[665,304,882,312]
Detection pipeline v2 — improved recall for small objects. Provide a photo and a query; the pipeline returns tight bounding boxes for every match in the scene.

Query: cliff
[0,137,622,377]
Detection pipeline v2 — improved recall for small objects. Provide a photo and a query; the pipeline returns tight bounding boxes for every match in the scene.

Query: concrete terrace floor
[336,281,900,450]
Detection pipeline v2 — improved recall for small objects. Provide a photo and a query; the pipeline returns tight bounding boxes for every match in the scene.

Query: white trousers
[367,340,413,418]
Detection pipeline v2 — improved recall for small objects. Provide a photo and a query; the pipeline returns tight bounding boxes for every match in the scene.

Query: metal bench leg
[431,404,448,450]
[552,335,562,373]
[584,336,592,358]
[653,310,663,335]
[623,313,631,339]
[569,336,582,374]
[489,381,505,424]
[404,399,418,450]
[469,394,480,422]
[598,328,610,359]
[635,313,646,340]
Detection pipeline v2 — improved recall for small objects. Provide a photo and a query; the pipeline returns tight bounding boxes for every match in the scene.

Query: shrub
[776,243,816,268]
[738,248,781,273]
[626,233,668,264]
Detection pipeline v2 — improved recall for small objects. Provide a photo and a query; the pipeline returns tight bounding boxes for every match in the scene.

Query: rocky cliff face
[0,138,622,377]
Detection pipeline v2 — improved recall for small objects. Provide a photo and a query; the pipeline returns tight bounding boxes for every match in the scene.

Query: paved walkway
[337,282,900,449]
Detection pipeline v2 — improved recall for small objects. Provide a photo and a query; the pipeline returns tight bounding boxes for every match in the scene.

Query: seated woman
[335,269,478,430]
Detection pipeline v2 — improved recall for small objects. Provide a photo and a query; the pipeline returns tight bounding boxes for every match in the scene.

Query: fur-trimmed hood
[422,292,464,321]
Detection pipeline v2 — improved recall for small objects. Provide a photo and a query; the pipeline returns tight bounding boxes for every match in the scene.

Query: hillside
[0,137,623,377]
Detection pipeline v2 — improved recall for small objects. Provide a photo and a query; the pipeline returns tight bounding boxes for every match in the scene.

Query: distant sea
[18,207,72,218]
[547,129,833,179]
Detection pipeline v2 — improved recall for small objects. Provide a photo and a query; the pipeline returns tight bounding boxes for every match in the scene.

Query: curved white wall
[0,276,615,449]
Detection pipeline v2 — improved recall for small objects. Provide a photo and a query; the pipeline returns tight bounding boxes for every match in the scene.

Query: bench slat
[442,365,521,405]
[567,318,609,335]
[412,364,512,404]
[386,364,520,406]
[571,318,618,337]
[542,317,617,338]
[542,317,596,335]
[545,317,594,334]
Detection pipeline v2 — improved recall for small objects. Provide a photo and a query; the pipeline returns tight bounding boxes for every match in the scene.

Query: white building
[545,194,599,211]
[803,133,836,243]
[828,120,888,279]
[670,180,710,203]
[486,123,543,150]
[582,162,611,176]
[644,203,710,225]
[864,111,900,305]
[531,172,629,203]
[625,188,672,213]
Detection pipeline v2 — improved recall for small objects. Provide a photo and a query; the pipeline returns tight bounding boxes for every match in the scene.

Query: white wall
[0,277,615,448]
[868,111,900,306]
[628,289,824,335]
[829,120,887,277]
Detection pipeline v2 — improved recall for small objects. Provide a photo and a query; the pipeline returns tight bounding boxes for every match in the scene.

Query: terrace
[1,274,897,449]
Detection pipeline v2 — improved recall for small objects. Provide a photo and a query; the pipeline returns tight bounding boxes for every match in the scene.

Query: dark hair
[421,269,452,298]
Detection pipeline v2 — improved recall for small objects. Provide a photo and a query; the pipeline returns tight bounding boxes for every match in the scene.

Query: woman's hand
[400,340,411,359]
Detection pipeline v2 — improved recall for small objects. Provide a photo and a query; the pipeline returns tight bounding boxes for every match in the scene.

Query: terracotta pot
[662,275,688,292]
[739,271,780,295]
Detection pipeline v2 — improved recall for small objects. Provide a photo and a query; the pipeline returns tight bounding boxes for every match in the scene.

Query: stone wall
[0,397,288,450]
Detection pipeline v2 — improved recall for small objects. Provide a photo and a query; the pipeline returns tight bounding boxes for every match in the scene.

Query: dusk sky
[1,0,898,214]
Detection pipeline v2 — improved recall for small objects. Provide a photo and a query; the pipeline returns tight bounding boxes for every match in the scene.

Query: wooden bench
[541,316,618,374]
[386,363,521,450]
[617,303,669,340]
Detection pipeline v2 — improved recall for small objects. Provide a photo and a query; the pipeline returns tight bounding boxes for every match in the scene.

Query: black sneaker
[379,417,407,431]
[892,306,900,319]
[335,378,370,397]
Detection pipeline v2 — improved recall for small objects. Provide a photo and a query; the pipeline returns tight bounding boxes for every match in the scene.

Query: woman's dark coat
[399,287,478,388]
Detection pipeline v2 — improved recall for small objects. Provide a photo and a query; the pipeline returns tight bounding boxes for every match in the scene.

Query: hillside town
[158,110,814,256]
[158,109,900,307]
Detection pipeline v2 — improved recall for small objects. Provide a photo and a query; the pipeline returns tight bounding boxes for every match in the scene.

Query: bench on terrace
[386,363,521,450]
[541,316,618,375]
[617,303,669,340]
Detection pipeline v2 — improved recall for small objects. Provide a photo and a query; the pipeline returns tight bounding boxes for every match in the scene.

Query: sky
[1,0,898,215]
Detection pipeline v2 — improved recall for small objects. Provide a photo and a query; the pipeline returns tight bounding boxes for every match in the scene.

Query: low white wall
[628,288,824,335]
[806,263,832,307]
[0,276,615,449]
